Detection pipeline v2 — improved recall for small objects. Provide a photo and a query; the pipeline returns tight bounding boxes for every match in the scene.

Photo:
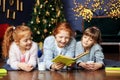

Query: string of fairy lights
[73,0,120,22]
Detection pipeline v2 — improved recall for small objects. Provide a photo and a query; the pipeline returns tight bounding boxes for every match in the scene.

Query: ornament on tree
[40,4,43,8]
[34,27,37,30]
[45,0,48,4]
[44,29,48,33]
[36,0,40,6]
[51,8,54,11]
[46,11,50,16]
[48,24,51,27]
[49,31,52,34]
[43,19,47,24]
[56,10,61,17]
[37,31,40,34]
[51,18,56,24]
[30,21,33,24]
[42,35,44,39]
[36,16,40,24]
[34,7,37,14]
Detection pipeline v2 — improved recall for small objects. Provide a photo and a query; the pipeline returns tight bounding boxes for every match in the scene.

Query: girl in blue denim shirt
[75,26,104,71]
[43,22,76,71]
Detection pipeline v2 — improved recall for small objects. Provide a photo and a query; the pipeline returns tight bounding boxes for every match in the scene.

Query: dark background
[0,0,83,31]
[0,0,35,26]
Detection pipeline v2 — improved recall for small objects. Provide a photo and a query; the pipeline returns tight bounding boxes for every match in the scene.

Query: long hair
[2,25,32,58]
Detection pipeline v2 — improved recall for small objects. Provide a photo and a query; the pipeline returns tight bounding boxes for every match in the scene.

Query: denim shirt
[43,36,76,70]
[75,41,104,64]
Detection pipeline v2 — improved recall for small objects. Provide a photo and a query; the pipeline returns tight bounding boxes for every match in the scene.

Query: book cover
[105,67,120,71]
[106,71,120,77]
[52,51,89,66]
[52,55,75,66]
[0,69,7,74]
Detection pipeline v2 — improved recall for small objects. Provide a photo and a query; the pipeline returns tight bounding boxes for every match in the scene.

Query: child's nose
[28,40,32,44]
[86,38,89,42]
[61,38,66,42]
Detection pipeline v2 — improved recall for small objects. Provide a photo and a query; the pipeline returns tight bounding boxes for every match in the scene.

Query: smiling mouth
[60,42,66,45]
[83,43,89,46]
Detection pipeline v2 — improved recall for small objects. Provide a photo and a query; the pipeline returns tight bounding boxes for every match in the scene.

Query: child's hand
[68,62,75,67]
[24,64,34,72]
[85,63,103,71]
[78,62,88,69]
[18,63,27,69]
[18,63,34,71]
[85,62,95,70]
[51,62,65,70]
[78,62,95,71]
[89,63,103,71]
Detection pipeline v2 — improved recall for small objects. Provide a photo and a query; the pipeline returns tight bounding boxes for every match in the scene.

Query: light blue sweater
[43,36,76,70]
[75,41,104,64]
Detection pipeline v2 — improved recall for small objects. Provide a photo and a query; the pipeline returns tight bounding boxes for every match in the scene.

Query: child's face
[81,35,95,49]
[55,30,71,48]
[17,34,32,51]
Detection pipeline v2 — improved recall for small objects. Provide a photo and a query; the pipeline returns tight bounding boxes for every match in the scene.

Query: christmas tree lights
[28,0,65,43]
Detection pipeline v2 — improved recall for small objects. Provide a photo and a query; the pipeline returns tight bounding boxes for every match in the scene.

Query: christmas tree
[28,0,66,43]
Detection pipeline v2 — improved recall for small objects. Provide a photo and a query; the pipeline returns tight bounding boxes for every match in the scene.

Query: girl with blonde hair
[2,25,38,71]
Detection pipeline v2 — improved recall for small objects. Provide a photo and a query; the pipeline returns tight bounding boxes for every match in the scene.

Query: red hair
[52,22,74,37]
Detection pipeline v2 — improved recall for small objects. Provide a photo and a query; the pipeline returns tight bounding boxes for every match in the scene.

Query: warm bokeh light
[73,0,120,21]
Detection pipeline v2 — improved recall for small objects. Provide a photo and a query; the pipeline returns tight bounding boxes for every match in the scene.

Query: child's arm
[27,42,38,68]
[78,62,103,71]
[50,62,65,71]
[78,62,88,69]
[17,63,34,71]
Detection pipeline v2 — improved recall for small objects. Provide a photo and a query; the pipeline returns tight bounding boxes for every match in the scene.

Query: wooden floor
[0,68,120,80]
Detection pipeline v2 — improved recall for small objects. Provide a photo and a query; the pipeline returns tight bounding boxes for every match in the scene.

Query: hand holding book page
[52,51,89,66]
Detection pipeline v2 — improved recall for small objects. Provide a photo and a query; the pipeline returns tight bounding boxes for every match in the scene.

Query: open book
[52,51,89,66]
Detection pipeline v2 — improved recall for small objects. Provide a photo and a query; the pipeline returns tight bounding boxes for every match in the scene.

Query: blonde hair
[82,26,102,44]
[2,25,32,58]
